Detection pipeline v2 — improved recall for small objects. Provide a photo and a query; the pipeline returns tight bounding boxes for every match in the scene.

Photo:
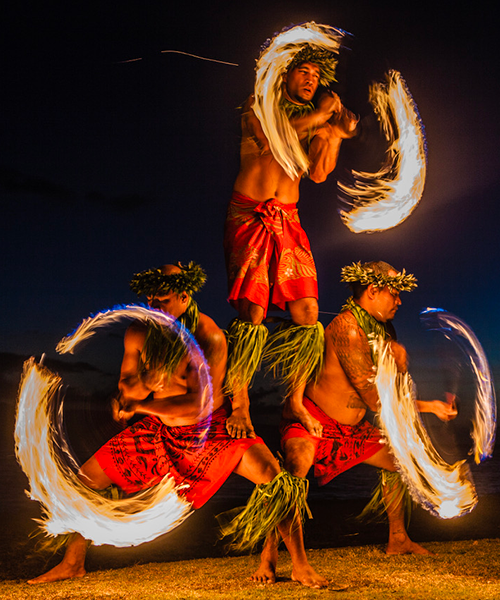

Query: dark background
[1,0,500,577]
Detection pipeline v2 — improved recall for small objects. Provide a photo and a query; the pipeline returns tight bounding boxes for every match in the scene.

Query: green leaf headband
[130,262,207,297]
[286,45,339,86]
[340,262,417,292]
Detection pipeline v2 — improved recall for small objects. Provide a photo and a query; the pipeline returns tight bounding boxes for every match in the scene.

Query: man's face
[370,285,402,323]
[366,269,402,322]
[147,291,187,319]
[284,62,321,104]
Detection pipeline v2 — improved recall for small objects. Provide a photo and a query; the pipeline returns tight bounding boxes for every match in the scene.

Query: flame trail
[14,306,213,547]
[339,71,426,233]
[420,308,496,464]
[375,343,477,519]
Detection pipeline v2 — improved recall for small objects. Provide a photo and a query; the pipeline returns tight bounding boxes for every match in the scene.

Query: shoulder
[124,320,147,348]
[326,311,367,346]
[194,313,227,351]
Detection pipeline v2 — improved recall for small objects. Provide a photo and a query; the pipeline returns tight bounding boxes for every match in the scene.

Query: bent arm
[307,124,342,183]
[289,91,340,136]
[122,361,205,421]
[118,324,158,401]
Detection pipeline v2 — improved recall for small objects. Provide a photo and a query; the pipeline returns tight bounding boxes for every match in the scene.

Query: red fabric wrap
[280,397,384,486]
[224,191,318,315]
[95,403,264,509]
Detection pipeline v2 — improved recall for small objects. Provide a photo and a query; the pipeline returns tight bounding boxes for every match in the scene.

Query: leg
[225,300,267,439]
[236,439,326,587]
[363,448,433,555]
[280,298,324,436]
[28,457,113,584]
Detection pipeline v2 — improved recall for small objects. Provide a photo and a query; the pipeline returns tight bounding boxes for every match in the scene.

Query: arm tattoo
[329,313,376,395]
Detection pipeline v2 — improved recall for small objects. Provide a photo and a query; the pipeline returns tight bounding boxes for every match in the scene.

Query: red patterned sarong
[95,403,264,509]
[224,191,318,315]
[280,397,384,486]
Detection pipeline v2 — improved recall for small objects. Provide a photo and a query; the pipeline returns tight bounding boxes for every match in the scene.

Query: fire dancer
[224,22,358,440]
[252,261,458,583]
[28,262,325,588]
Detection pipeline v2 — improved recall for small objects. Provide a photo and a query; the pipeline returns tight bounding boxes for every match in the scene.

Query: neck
[280,95,315,119]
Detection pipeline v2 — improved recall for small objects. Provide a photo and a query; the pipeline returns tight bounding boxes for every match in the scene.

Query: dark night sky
[1,1,500,388]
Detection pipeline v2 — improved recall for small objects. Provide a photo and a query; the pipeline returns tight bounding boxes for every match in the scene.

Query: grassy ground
[1,539,500,600]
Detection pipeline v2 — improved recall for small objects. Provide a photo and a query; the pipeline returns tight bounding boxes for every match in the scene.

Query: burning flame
[14,306,213,547]
[339,70,426,233]
[375,342,477,519]
[420,308,496,464]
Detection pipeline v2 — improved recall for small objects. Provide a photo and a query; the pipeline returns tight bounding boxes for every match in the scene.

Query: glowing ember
[375,342,477,519]
[420,308,496,464]
[14,305,213,547]
[339,70,426,233]
[253,22,346,179]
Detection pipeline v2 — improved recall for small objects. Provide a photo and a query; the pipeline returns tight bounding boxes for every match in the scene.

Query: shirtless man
[28,263,326,588]
[252,261,458,584]
[224,23,358,440]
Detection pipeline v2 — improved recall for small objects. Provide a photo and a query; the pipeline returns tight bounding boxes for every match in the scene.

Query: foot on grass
[28,563,86,584]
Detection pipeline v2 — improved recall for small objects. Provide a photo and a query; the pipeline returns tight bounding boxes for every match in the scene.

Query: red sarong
[224,191,318,315]
[95,403,264,509]
[280,397,385,486]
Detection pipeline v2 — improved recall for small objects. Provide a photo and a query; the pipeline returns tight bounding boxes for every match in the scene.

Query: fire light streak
[338,70,426,233]
[420,308,496,464]
[375,343,477,519]
[14,305,213,547]
[253,22,346,180]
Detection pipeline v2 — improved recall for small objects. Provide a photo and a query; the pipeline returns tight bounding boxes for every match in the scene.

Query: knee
[283,439,315,478]
[238,300,265,325]
[78,457,112,491]
[289,298,318,326]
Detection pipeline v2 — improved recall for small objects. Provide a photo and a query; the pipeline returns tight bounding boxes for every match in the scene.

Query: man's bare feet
[251,560,276,584]
[226,406,256,439]
[28,562,86,584]
[386,532,434,556]
[291,564,329,588]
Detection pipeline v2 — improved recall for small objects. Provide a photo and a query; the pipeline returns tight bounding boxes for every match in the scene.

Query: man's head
[283,61,321,105]
[340,261,417,322]
[129,262,206,319]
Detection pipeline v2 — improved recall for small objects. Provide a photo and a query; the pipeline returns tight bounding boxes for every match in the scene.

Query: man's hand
[316,90,342,117]
[112,396,138,425]
[416,395,458,422]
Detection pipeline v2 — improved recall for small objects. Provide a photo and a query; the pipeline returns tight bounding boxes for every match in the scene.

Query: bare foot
[291,564,329,588]
[283,403,323,437]
[386,532,434,556]
[28,562,86,584]
[250,560,276,584]
[226,407,256,439]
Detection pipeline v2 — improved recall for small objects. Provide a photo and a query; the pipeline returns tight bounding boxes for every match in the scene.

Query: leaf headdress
[340,261,417,293]
[129,262,206,297]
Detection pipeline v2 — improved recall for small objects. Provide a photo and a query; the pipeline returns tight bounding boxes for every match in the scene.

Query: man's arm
[307,105,359,183]
[118,323,161,401]
[117,359,205,422]
[288,91,341,136]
